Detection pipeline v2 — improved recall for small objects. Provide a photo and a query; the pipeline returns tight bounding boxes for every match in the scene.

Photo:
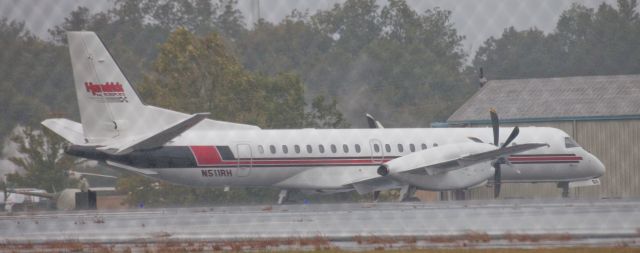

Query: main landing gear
[278,189,289,205]
[398,185,419,202]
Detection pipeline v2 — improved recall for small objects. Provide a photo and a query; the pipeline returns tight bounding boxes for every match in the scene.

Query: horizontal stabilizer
[41,119,85,144]
[99,113,209,155]
[105,161,158,175]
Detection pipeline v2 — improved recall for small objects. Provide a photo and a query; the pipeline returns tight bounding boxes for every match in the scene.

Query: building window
[319,144,325,153]
[270,145,276,154]
[397,144,404,152]
[421,143,427,150]
[294,145,301,153]
[343,144,349,153]
[385,144,391,153]
[355,144,361,153]
[306,145,313,153]
[258,145,264,154]
[282,145,288,154]
[331,144,337,153]
[409,144,415,152]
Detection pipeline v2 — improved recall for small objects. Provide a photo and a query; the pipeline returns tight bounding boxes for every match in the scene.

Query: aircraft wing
[349,143,548,193]
[7,189,56,199]
[405,143,549,176]
[88,187,116,192]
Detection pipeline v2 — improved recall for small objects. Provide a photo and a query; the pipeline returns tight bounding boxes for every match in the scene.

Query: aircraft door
[369,139,384,163]
[236,144,252,177]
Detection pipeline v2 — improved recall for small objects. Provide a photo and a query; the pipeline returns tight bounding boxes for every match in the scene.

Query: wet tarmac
[1,198,639,251]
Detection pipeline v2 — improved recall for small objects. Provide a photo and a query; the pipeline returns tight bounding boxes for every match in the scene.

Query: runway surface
[1,199,639,251]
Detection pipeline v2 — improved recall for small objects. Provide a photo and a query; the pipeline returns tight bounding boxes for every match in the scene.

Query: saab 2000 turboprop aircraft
[42,31,605,204]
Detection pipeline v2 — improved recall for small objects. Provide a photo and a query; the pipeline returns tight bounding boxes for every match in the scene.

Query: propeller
[490,108,519,198]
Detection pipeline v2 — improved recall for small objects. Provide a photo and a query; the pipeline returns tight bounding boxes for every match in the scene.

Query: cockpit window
[565,137,580,148]
[468,137,483,143]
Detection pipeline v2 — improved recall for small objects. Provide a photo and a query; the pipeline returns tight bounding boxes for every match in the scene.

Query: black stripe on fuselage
[511,161,580,164]
[108,146,198,168]
[217,146,235,160]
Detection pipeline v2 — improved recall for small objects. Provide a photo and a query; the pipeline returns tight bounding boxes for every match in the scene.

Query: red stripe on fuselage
[187,146,580,167]
[508,156,582,162]
[189,146,222,166]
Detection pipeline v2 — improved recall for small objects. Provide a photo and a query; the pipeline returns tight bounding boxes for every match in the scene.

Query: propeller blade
[494,163,502,198]
[501,126,520,149]
[366,114,377,128]
[490,108,499,146]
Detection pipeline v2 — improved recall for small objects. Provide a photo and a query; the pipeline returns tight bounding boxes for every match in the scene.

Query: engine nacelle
[381,142,496,191]
[390,163,494,191]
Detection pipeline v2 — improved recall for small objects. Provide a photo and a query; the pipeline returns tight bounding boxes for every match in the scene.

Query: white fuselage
[129,126,604,192]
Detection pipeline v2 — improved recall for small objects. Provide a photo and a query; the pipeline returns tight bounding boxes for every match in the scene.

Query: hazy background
[0,0,617,60]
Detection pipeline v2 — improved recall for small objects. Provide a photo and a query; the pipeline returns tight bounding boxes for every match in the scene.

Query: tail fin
[67,31,146,143]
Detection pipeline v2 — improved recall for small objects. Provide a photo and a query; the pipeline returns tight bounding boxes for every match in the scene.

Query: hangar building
[447,75,640,199]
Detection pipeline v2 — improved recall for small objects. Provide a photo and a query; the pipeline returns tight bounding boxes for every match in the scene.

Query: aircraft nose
[586,152,605,178]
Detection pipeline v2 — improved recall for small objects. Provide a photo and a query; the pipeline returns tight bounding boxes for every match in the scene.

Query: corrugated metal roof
[448,75,640,123]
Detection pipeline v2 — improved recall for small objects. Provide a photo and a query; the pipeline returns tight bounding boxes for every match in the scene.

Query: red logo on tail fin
[84,82,128,103]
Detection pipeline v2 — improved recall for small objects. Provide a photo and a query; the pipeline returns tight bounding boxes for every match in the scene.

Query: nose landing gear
[557,182,570,198]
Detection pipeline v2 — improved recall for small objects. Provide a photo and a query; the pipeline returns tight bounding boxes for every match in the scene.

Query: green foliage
[238,0,471,126]
[474,0,640,79]
[0,19,76,152]
[305,96,350,129]
[6,127,77,192]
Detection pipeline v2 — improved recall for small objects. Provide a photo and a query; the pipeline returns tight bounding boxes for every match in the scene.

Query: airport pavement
[0,199,639,251]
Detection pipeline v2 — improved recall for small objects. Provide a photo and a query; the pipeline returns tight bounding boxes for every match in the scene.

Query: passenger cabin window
[374,144,380,152]
[355,144,361,153]
[421,143,427,150]
[409,144,415,152]
[306,145,313,153]
[343,144,349,153]
[331,144,337,153]
[282,145,288,154]
[565,137,580,148]
[397,144,404,152]
[433,143,438,147]
[385,144,391,153]
[258,145,264,154]
[270,145,276,154]
[294,145,301,153]
[319,144,325,153]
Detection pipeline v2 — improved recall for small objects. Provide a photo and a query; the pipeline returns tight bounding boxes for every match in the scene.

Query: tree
[139,28,263,124]
[305,96,349,128]
[473,0,640,79]
[6,127,77,192]
[237,0,471,126]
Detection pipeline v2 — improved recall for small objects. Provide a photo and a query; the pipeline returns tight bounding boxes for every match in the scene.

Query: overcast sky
[0,0,616,58]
